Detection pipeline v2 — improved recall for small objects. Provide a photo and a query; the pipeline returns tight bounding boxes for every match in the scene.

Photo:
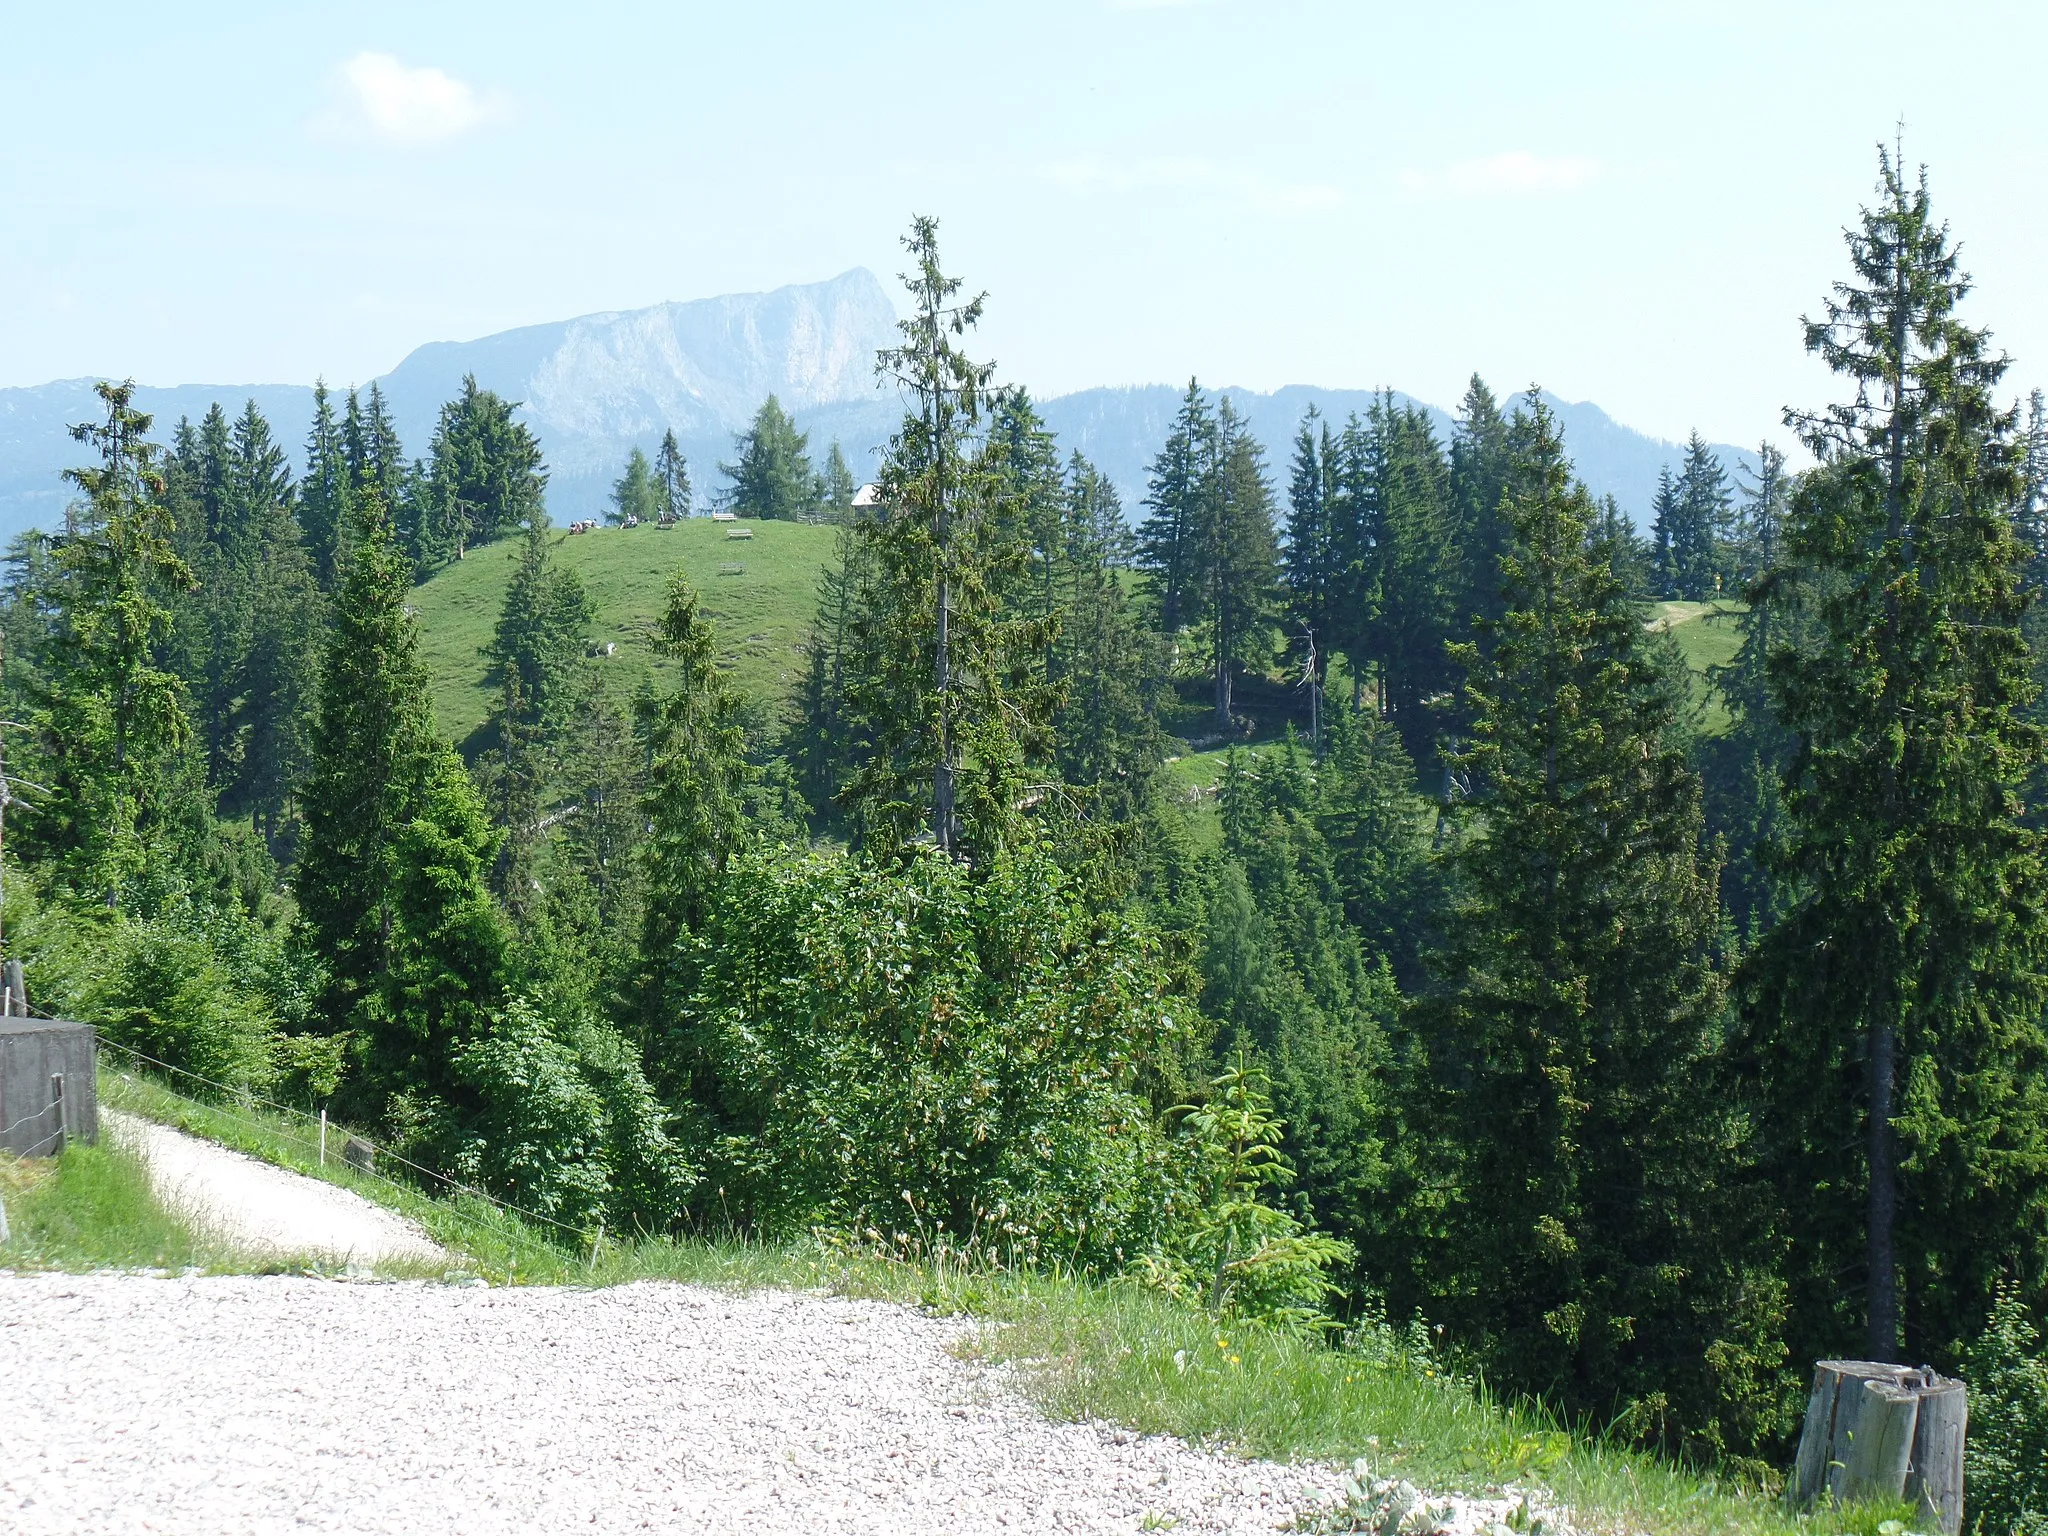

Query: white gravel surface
[1,1273,1341,1535]
[106,1109,445,1269]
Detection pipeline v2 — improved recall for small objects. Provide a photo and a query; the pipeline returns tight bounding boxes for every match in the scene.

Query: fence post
[49,1071,65,1156]
[319,1109,327,1167]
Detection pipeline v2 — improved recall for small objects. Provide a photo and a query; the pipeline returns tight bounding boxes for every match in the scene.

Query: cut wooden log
[1911,1380,1968,1536]
[1788,1360,1968,1535]
[1831,1378,1918,1505]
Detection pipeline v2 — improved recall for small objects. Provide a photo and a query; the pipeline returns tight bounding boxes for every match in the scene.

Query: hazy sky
[5,1,2045,449]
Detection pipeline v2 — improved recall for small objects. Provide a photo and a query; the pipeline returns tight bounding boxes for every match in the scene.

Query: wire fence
[0,1084,66,1158]
[88,1033,595,1249]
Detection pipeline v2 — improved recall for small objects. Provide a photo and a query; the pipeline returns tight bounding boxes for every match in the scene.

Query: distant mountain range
[0,268,1755,543]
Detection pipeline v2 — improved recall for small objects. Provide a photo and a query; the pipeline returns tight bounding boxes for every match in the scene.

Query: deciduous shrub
[431,996,697,1233]
[671,840,1200,1270]
[1963,1285,2048,1536]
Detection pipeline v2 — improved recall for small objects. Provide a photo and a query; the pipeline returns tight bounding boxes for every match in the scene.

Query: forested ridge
[8,156,2048,1499]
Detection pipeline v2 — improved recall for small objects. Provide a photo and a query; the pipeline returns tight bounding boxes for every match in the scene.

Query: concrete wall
[0,1019,97,1156]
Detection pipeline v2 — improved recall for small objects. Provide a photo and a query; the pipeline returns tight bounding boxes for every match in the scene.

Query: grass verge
[89,1062,1899,1536]
[0,1133,210,1271]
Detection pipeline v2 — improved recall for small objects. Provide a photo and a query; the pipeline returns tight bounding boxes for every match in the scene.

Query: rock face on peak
[0,270,903,535]
[0,267,1756,540]
[374,268,901,495]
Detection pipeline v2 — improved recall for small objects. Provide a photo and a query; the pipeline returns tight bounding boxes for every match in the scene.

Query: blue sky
[4,0,2044,449]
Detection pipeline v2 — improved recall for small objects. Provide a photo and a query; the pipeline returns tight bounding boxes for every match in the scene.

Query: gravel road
[1,1273,1338,1535]
[106,1110,445,1269]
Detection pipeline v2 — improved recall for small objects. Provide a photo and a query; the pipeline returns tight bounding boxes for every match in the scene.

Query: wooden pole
[49,1072,65,1157]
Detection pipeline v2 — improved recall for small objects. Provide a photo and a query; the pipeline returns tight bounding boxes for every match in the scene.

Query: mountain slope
[0,268,1757,540]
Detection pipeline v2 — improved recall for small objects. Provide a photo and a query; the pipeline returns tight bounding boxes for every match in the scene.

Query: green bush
[433,996,697,1234]
[674,840,1200,1269]
[4,870,324,1099]
[1963,1285,2048,1536]
[444,996,611,1228]
[81,913,280,1092]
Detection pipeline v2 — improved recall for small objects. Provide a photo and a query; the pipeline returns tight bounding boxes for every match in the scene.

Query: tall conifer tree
[295,485,440,1030]
[1672,432,1731,599]
[635,576,748,1035]
[1739,151,2048,1363]
[300,381,349,588]
[1649,467,1680,599]
[718,396,819,520]
[1415,396,1782,1454]
[654,428,693,522]
[23,383,195,901]
[1285,406,1343,688]
[1193,398,1279,730]
[840,216,1052,856]
[1136,380,1215,643]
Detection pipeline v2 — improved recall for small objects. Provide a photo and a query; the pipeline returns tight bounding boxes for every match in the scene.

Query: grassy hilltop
[411,517,839,746]
[412,526,1748,754]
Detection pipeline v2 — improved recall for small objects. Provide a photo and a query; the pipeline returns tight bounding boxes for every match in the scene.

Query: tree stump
[341,1136,375,1175]
[1789,1360,1968,1535]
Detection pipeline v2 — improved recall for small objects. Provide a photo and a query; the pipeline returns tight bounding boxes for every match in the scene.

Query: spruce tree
[562,664,645,932]
[654,428,693,522]
[1052,451,1163,818]
[481,514,592,914]
[1136,379,1215,642]
[227,402,323,852]
[1316,698,1434,986]
[1328,411,1379,706]
[23,382,196,901]
[1206,741,1396,1268]
[1728,441,1788,590]
[1739,151,2048,1364]
[295,484,440,1030]
[786,499,872,822]
[718,396,819,520]
[1285,406,1343,689]
[1414,397,1782,1453]
[300,380,349,588]
[839,216,1053,857]
[610,448,661,525]
[371,749,510,1108]
[344,383,407,510]
[1449,375,1516,637]
[2016,390,2048,582]
[983,387,1067,685]
[819,441,857,523]
[1193,397,1279,730]
[635,576,748,1035]
[177,403,251,793]
[1372,398,1459,759]
[417,375,547,564]
[1594,493,1653,596]
[1649,466,1679,598]
[1672,432,1731,599]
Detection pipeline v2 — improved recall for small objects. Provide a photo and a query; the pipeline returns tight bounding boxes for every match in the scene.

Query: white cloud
[1040,155,1343,214]
[316,52,497,146]
[1399,151,1602,199]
